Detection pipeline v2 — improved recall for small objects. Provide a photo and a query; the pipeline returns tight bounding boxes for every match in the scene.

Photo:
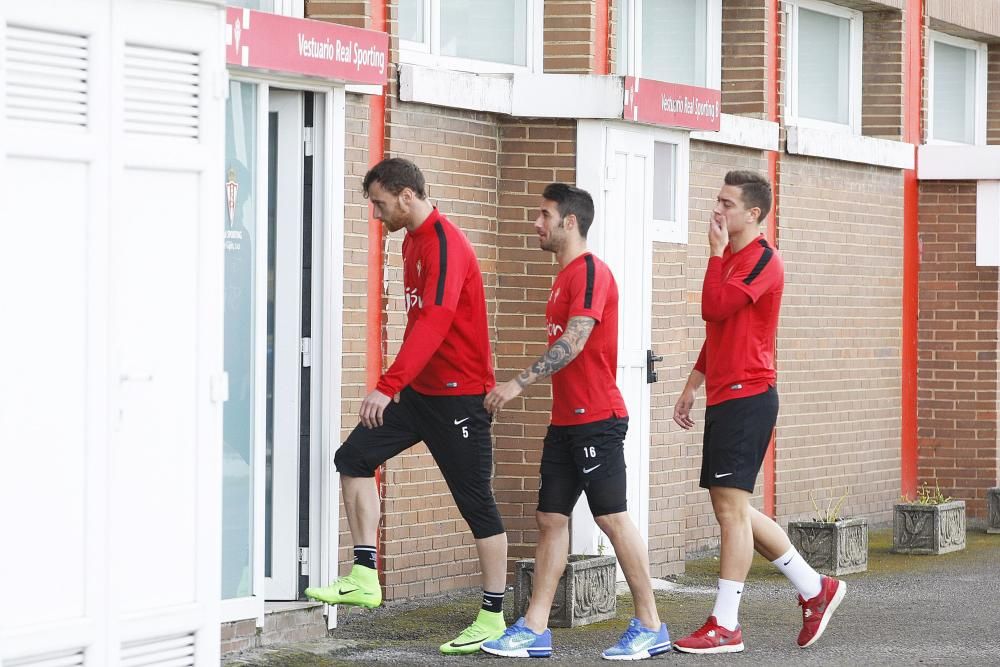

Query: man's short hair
[363,157,427,199]
[542,183,596,238]
[724,170,772,224]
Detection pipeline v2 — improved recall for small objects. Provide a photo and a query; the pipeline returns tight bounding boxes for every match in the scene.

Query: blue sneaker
[480,617,553,658]
[602,618,671,660]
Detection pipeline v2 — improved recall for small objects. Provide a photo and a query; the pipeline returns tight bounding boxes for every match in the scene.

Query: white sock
[710,579,743,631]
[772,546,822,600]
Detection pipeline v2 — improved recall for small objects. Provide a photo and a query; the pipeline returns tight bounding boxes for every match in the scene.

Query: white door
[572,124,654,567]
[266,89,307,600]
[1,1,226,665]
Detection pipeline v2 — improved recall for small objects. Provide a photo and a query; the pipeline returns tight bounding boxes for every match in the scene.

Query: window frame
[650,127,691,244]
[927,30,988,146]
[784,0,863,135]
[615,0,722,90]
[398,0,543,74]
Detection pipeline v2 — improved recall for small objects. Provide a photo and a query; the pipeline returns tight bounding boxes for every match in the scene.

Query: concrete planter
[892,500,966,554]
[988,488,1000,534]
[788,518,868,576]
[514,555,617,628]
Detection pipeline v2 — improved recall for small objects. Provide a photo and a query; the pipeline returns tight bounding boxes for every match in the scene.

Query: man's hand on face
[709,216,729,257]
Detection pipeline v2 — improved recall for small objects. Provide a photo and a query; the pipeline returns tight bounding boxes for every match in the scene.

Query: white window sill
[398,64,622,118]
[691,114,779,151]
[917,145,1000,180]
[786,125,914,169]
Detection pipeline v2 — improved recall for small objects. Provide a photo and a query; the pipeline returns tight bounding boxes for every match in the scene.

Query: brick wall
[862,10,904,139]
[917,182,999,520]
[493,119,576,568]
[545,0,598,73]
[683,141,769,554]
[305,0,369,29]
[720,0,768,117]
[776,157,903,525]
[649,243,690,575]
[337,94,374,576]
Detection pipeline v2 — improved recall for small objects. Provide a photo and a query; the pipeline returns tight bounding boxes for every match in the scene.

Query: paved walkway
[224,529,1000,666]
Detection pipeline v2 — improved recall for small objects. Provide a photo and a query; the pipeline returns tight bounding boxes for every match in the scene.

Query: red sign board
[623,76,721,132]
[225,7,389,86]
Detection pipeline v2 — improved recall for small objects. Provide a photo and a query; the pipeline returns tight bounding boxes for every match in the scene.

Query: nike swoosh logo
[338,588,359,595]
[714,472,734,478]
[449,638,489,648]
[583,464,601,474]
[454,417,470,425]
[783,558,793,566]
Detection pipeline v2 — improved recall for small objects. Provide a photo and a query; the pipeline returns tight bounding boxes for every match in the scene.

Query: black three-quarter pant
[334,386,505,539]
[700,386,779,492]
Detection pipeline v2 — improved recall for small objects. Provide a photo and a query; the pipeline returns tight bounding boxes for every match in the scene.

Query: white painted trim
[918,145,1000,180]
[399,65,624,119]
[976,182,1000,267]
[784,0,863,135]
[220,597,264,624]
[690,113,779,151]
[927,31,988,146]
[345,83,384,96]
[786,125,915,169]
[398,0,541,74]
[398,64,512,114]
[252,79,269,618]
[650,126,691,245]
[511,74,624,118]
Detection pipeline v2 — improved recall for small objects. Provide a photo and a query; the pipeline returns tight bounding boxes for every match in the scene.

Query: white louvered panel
[4,25,88,127]
[6,649,85,667]
[123,44,199,139]
[120,633,195,667]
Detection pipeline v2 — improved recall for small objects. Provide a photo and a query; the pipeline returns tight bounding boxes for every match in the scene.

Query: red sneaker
[797,576,846,648]
[673,616,744,654]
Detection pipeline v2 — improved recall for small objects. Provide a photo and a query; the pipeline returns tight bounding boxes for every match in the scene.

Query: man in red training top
[672,170,845,654]
[481,183,671,661]
[305,158,507,655]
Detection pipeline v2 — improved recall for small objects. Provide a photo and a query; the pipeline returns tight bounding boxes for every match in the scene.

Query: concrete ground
[224,529,1000,666]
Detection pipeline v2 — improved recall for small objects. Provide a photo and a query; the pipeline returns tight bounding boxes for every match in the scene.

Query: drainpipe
[763,0,781,519]
[901,0,922,499]
[595,0,609,74]
[368,0,387,577]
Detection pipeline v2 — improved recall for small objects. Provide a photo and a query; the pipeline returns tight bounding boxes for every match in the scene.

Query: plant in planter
[513,554,617,628]
[788,488,868,576]
[893,482,966,555]
[988,488,1000,535]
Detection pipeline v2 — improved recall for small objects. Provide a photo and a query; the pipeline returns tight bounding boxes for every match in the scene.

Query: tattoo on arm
[516,317,596,388]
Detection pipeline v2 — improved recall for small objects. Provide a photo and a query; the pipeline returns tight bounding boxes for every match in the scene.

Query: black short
[334,387,504,539]
[700,386,778,492]
[538,416,628,517]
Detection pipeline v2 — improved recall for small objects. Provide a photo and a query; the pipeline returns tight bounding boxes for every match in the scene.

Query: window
[398,0,542,73]
[651,132,690,243]
[615,0,722,89]
[928,31,987,145]
[785,0,862,133]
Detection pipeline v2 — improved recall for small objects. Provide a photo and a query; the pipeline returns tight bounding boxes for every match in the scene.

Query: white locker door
[0,1,112,665]
[109,1,225,665]
[572,125,654,571]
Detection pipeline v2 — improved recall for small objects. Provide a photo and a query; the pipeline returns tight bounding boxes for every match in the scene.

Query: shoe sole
[673,642,744,654]
[303,592,381,609]
[799,580,846,648]
[441,632,505,655]
[480,645,552,658]
[602,642,672,660]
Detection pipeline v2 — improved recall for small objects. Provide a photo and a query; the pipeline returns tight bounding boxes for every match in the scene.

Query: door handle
[646,349,663,384]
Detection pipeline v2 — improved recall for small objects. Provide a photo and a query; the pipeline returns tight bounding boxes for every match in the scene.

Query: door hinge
[301,337,312,368]
[298,547,309,575]
[303,126,314,157]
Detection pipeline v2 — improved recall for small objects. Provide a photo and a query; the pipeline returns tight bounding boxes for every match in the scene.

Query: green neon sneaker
[439,608,507,655]
[304,564,382,608]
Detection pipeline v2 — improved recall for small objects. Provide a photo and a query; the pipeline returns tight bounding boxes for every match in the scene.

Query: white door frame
[220,72,344,629]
